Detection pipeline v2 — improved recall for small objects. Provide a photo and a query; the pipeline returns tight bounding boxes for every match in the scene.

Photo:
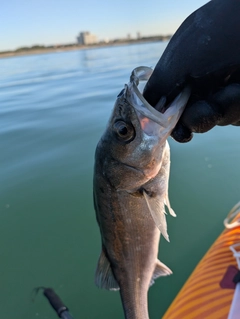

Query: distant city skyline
[1,0,208,51]
[77,31,98,46]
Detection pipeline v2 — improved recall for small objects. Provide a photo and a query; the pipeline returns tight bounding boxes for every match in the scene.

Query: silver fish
[94,66,190,319]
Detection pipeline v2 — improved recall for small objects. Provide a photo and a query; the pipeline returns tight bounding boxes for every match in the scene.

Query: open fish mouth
[123,66,191,141]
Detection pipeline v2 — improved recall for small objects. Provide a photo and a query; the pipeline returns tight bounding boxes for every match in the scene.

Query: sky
[1,0,209,51]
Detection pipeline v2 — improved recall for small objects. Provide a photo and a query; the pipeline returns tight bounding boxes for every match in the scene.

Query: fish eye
[113,120,135,142]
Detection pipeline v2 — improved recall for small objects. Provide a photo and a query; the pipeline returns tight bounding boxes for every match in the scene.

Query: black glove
[143,0,240,142]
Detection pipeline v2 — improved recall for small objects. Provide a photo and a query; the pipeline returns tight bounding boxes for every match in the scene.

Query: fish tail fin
[150,260,172,286]
[95,248,120,291]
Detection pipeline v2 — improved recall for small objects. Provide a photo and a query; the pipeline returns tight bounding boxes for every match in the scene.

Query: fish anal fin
[95,248,120,291]
[150,260,172,286]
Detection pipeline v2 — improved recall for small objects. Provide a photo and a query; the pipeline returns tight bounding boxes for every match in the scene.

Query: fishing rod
[35,287,74,319]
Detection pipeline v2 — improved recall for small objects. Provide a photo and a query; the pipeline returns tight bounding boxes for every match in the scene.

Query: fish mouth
[126,67,165,126]
[125,66,191,141]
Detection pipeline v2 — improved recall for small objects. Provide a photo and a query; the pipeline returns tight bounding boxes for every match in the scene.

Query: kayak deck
[163,214,240,319]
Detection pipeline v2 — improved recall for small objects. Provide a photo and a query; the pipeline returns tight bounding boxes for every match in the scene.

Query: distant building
[137,32,141,39]
[77,32,98,45]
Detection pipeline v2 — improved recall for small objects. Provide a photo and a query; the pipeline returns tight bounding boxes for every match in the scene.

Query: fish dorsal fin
[150,260,172,286]
[95,248,120,291]
[143,190,175,242]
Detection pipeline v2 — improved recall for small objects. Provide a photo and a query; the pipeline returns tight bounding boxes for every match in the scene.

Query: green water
[0,42,240,319]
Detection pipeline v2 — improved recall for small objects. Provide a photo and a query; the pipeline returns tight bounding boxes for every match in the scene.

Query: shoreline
[0,38,170,59]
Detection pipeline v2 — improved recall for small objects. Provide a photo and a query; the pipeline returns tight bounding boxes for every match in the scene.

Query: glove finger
[171,99,221,143]
[171,123,193,143]
[171,83,240,142]
[211,83,240,126]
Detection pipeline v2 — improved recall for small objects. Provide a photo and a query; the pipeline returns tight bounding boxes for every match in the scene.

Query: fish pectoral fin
[150,260,172,286]
[164,195,176,217]
[95,248,120,291]
[143,191,169,242]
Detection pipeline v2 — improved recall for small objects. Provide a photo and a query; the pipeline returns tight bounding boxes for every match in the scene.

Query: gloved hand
[143,0,240,142]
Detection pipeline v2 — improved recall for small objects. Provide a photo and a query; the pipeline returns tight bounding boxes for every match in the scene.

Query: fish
[93,66,190,319]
